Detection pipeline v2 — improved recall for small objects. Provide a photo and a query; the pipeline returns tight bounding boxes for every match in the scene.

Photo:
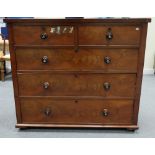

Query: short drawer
[15,48,138,72]
[13,25,75,45]
[17,73,136,97]
[20,98,134,125]
[79,26,141,45]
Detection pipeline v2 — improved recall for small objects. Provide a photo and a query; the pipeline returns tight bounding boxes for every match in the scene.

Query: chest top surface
[4,18,151,24]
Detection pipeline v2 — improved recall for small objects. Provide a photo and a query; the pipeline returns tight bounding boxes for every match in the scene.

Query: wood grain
[79,26,141,45]
[17,73,136,97]
[4,18,151,130]
[13,26,75,45]
[15,48,138,71]
[20,98,134,125]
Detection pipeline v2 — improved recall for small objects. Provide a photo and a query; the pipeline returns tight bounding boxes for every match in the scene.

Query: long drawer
[79,26,141,45]
[20,98,134,125]
[17,73,136,97]
[15,48,138,72]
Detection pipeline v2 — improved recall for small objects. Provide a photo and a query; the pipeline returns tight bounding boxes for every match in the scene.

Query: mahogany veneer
[4,18,151,130]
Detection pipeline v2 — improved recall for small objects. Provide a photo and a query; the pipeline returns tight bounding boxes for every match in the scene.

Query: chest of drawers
[5,18,151,130]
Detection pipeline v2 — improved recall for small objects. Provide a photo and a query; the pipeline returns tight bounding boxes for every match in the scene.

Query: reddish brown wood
[20,98,133,125]
[79,26,141,45]
[13,26,75,45]
[17,73,136,97]
[8,24,22,123]
[4,18,151,130]
[15,124,139,130]
[133,23,148,124]
[15,48,138,71]
[14,44,140,48]
[4,18,151,24]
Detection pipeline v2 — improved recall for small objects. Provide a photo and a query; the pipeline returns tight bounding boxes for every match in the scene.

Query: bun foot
[19,127,27,130]
[127,128,136,131]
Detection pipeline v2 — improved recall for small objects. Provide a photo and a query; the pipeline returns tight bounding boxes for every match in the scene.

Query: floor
[0,74,155,138]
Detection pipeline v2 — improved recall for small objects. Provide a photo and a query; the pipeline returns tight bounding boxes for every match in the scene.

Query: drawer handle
[106,28,113,40]
[44,108,52,116]
[42,56,48,63]
[104,56,111,64]
[103,82,111,91]
[102,109,109,117]
[40,33,48,40]
[43,82,50,89]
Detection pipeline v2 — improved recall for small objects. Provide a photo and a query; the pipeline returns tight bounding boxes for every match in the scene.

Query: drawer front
[13,26,75,45]
[79,26,141,45]
[18,73,136,97]
[20,98,133,124]
[16,48,138,71]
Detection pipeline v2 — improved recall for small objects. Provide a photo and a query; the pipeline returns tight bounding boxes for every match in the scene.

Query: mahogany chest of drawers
[5,18,151,130]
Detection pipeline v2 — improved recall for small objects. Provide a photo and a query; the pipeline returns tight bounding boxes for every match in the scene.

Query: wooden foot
[127,128,136,132]
[16,125,27,130]
[19,127,27,130]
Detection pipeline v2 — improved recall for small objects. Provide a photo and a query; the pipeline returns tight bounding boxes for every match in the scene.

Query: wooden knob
[43,82,50,89]
[104,56,111,64]
[102,109,109,117]
[106,28,113,40]
[44,108,51,116]
[40,33,48,40]
[42,56,48,63]
[103,82,111,91]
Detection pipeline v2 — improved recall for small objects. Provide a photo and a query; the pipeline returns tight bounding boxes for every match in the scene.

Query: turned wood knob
[43,82,50,89]
[103,82,111,91]
[42,56,48,63]
[106,28,113,40]
[44,108,52,116]
[102,109,109,117]
[40,33,48,40]
[104,56,111,64]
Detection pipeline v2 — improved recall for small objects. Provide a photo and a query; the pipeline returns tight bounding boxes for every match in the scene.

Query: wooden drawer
[13,26,75,45]
[15,48,138,72]
[20,98,133,125]
[17,73,136,97]
[21,98,133,124]
[79,26,141,45]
